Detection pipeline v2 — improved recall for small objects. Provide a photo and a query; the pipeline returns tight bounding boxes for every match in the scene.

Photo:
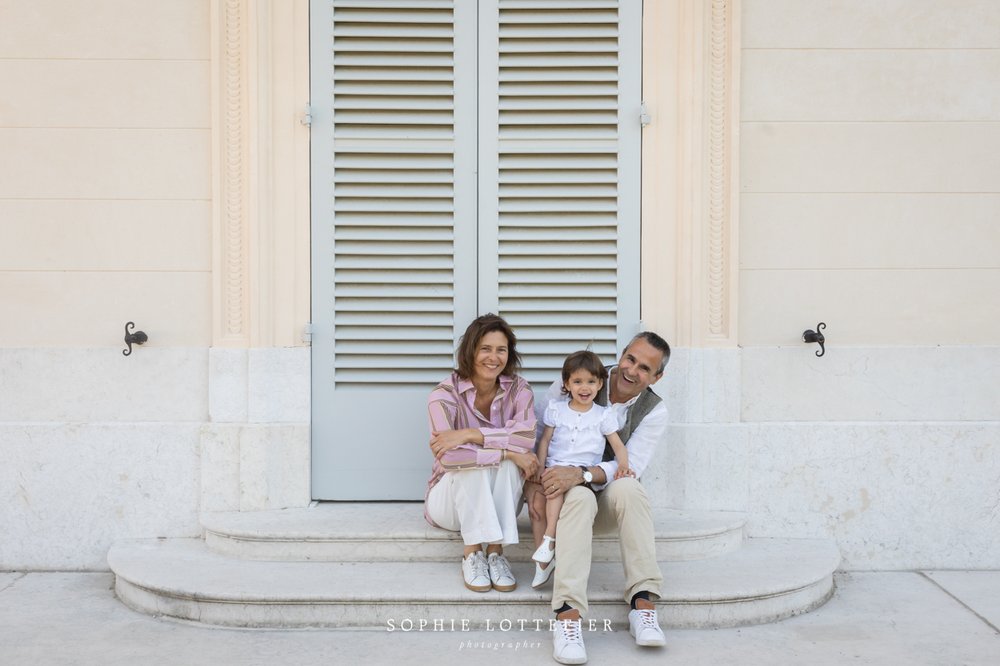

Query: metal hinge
[302,322,313,344]
[300,104,312,127]
[639,102,651,128]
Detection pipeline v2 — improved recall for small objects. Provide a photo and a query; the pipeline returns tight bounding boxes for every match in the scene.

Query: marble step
[201,503,747,563]
[108,536,840,630]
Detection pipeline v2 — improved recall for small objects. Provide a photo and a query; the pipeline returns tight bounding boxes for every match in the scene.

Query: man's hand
[540,465,584,499]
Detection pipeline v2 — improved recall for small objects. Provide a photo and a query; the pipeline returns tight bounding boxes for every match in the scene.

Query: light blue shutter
[479,0,641,384]
[311,0,476,498]
[310,0,641,499]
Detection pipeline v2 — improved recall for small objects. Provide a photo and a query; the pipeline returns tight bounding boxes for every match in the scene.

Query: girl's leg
[524,481,547,549]
[531,491,563,566]
[545,492,564,543]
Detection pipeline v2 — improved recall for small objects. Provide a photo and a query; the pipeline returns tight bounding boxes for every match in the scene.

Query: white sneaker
[462,551,491,592]
[552,617,587,664]
[628,608,666,646]
[531,559,555,588]
[487,552,516,592]
[532,535,556,564]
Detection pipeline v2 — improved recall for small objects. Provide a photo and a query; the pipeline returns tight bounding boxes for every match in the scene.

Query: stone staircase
[107,503,840,629]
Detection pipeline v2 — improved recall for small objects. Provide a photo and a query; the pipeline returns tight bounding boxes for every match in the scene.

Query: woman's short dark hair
[560,350,608,394]
[455,314,522,379]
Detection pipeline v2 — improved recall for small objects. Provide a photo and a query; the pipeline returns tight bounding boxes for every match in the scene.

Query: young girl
[524,350,631,588]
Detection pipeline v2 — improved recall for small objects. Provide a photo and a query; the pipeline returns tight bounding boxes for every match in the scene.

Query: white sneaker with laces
[462,551,491,592]
[487,552,516,592]
[628,607,667,646]
[552,617,587,664]
[531,559,555,588]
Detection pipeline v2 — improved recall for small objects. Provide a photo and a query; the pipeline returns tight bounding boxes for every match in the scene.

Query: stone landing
[108,503,840,630]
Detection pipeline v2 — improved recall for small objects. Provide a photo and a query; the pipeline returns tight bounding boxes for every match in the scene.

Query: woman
[424,314,539,592]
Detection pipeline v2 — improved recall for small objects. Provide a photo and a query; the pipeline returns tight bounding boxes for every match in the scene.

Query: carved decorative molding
[705,0,738,343]
[224,0,246,338]
[213,0,250,345]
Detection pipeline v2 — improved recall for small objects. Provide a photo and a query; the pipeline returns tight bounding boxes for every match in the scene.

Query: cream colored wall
[0,1,212,347]
[740,0,1000,346]
[0,1,214,569]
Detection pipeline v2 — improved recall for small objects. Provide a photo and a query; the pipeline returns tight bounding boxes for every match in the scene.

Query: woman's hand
[507,450,539,479]
[429,429,474,459]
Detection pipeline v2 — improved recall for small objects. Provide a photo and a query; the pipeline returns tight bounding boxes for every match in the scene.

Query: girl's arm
[530,425,555,483]
[607,432,632,479]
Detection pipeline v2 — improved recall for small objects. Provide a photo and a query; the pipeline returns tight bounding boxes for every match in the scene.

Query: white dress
[542,399,621,468]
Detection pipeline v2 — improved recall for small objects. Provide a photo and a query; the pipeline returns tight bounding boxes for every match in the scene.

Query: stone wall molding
[642,0,739,347]
[211,0,310,348]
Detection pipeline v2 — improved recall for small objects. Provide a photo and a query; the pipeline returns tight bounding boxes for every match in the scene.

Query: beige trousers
[551,477,663,614]
[425,459,523,546]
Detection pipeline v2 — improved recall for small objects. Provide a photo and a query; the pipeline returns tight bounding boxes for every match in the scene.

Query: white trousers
[425,459,523,546]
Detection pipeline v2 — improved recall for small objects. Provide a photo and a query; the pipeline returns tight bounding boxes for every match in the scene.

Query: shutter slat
[334,282,454,299]
[335,199,453,212]
[335,169,453,183]
[333,1,454,9]
[499,42,618,55]
[336,310,452,325]
[334,299,453,313]
[339,269,452,284]
[336,254,452,271]
[331,214,454,226]
[336,227,454,241]
[499,227,616,240]
[499,184,617,197]
[499,199,617,212]
[335,183,453,196]
[498,255,618,269]
[336,67,452,80]
[499,97,617,111]
[333,37,454,52]
[335,326,453,341]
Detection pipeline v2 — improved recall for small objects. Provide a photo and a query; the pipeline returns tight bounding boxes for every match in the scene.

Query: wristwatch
[578,465,594,488]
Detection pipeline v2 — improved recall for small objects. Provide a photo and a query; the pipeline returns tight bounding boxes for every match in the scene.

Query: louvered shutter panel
[311,0,640,499]
[311,0,476,498]
[479,0,641,384]
[321,0,476,387]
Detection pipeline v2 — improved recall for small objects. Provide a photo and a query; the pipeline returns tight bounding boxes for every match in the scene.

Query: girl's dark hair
[560,350,608,394]
[455,313,521,379]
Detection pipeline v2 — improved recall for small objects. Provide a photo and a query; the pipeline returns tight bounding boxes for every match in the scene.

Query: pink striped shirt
[424,371,536,525]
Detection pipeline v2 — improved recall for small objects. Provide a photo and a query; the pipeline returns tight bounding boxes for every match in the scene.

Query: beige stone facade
[1,1,998,570]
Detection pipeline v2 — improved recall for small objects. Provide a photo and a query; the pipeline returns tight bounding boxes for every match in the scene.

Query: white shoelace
[557,619,583,643]
[471,553,489,579]
[634,608,658,628]
[490,554,513,581]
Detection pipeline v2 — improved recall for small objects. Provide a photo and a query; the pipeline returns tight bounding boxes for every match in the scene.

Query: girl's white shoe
[532,535,556,564]
[532,559,555,588]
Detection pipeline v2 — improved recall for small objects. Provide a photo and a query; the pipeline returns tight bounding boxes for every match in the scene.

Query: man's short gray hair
[625,331,671,374]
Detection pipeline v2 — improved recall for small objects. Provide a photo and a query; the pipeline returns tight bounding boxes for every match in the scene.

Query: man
[538,332,671,664]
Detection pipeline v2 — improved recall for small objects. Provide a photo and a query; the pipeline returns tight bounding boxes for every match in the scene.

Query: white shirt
[537,370,669,491]
[542,400,621,468]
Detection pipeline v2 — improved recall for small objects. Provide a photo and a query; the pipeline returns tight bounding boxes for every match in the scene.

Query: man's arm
[591,402,668,491]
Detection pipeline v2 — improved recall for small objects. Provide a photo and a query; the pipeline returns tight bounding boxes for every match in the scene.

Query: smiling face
[472,330,509,385]
[611,337,665,403]
[564,368,603,409]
